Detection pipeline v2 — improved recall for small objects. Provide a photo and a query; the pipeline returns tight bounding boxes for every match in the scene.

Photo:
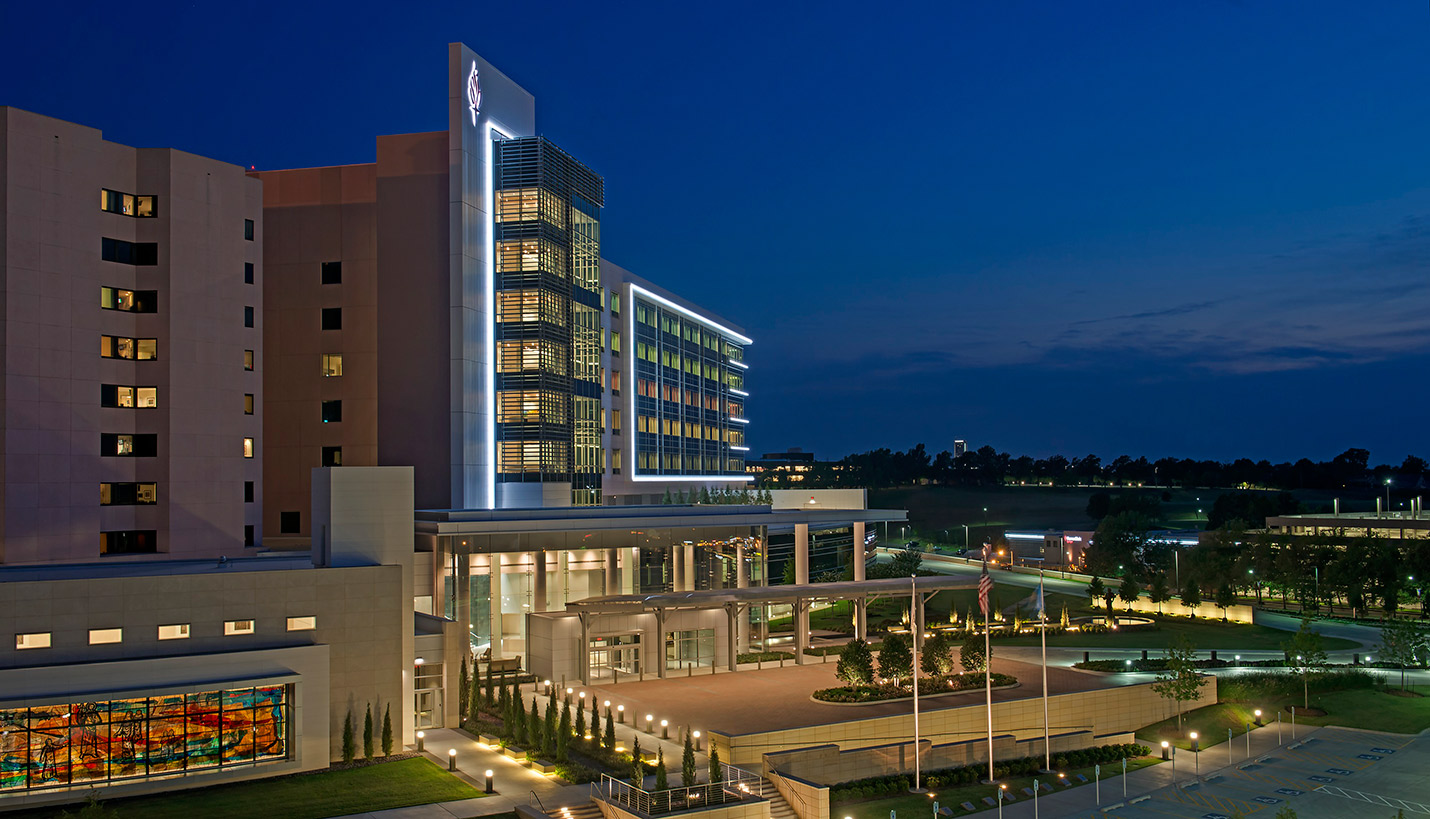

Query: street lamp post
[1386,479,1393,516]
[1190,732,1199,778]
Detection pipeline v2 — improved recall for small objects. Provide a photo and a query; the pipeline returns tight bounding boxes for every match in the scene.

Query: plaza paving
[581,655,1118,736]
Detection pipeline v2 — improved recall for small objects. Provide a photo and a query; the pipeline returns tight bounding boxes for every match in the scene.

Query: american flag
[978,549,993,616]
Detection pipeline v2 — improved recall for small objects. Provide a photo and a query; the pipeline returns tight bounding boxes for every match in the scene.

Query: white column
[557,550,569,610]
[532,550,547,613]
[491,554,505,657]
[605,549,620,595]
[852,522,867,582]
[672,544,684,591]
[684,543,696,591]
[794,523,810,649]
[735,543,750,651]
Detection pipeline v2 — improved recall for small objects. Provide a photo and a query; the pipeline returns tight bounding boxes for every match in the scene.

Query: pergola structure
[563,575,977,679]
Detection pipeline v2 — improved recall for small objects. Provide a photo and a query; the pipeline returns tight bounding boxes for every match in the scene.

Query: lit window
[243,437,254,458]
[286,616,317,631]
[244,350,255,371]
[224,620,255,636]
[245,394,254,415]
[157,624,190,640]
[100,286,157,313]
[322,354,343,377]
[15,633,51,650]
[88,628,123,645]
[101,336,158,360]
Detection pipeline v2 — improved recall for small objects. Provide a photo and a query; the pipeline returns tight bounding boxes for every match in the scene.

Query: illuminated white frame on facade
[484,118,513,509]
[625,283,754,483]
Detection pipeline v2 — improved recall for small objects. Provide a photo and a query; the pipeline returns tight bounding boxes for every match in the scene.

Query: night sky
[4,1,1428,464]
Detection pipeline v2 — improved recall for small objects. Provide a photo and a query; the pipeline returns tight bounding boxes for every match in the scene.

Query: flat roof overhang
[562,574,974,615]
[414,504,907,537]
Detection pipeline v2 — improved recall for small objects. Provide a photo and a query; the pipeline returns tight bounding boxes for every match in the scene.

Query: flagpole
[983,548,994,783]
[1041,569,1051,772]
[910,575,925,792]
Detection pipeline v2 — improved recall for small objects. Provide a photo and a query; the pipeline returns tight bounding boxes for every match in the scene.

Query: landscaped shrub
[555,760,602,784]
[737,651,792,664]
[1218,669,1376,702]
[813,673,1017,703]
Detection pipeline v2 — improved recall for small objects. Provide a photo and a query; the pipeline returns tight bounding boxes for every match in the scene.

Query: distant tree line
[762,444,1429,494]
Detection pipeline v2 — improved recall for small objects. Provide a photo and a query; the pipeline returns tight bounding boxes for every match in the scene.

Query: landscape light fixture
[485,769,495,793]
[1160,740,1169,760]
[416,730,425,752]
[1254,709,1263,726]
[661,718,669,739]
[448,748,457,771]
[693,730,702,751]
[645,713,654,731]
[618,705,626,723]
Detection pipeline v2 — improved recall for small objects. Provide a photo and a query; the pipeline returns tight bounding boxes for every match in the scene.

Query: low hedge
[829,744,1148,802]
[555,760,603,783]
[813,673,1017,703]
[737,651,793,664]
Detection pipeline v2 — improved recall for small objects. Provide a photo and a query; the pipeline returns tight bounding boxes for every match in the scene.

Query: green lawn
[834,758,1161,818]
[1136,689,1430,750]
[12,757,481,819]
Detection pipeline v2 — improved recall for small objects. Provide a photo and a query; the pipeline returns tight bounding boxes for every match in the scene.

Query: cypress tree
[381,704,394,756]
[543,699,557,757]
[342,709,355,764]
[557,699,572,761]
[527,697,542,753]
[469,671,481,725]
[682,729,697,786]
[709,743,722,782]
[484,665,495,713]
[591,700,601,742]
[654,747,669,790]
[459,656,470,719]
[363,704,374,760]
[604,705,616,750]
[630,738,644,787]
[512,690,527,746]
[574,699,587,741]
[497,684,512,738]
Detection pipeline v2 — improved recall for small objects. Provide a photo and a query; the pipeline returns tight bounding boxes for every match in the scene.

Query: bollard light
[661,718,669,739]
[1254,708,1263,726]
[618,704,626,723]
[604,700,611,708]
[1160,740,1170,760]
[646,713,654,732]
[693,730,702,751]
[485,769,495,793]
[579,691,587,701]
[448,748,457,772]
[567,687,574,695]
[416,730,425,752]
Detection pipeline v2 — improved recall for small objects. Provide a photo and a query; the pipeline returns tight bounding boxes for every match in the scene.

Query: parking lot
[1098,726,1428,819]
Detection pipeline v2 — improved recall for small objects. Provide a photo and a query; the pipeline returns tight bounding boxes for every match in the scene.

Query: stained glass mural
[0,685,288,795]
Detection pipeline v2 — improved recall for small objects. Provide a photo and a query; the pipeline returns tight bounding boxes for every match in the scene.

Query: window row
[100,189,157,217]
[15,619,314,651]
[496,390,569,424]
[101,287,157,313]
[100,482,157,506]
[496,339,567,376]
[635,379,727,410]
[496,289,565,325]
[497,440,570,474]
[635,452,744,473]
[495,187,568,228]
[100,384,157,409]
[496,239,568,276]
[635,416,736,442]
[100,335,157,360]
[102,434,157,457]
[101,238,157,265]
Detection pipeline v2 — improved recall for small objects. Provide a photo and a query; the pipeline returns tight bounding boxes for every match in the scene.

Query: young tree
[591,700,601,742]
[484,665,495,712]
[662,488,673,505]
[604,704,616,750]
[877,633,913,686]
[836,638,876,685]
[381,704,394,756]
[1215,581,1237,620]
[363,704,374,760]
[511,693,526,746]
[1119,575,1141,611]
[920,631,953,677]
[891,542,923,576]
[1282,618,1328,710]
[1377,620,1430,692]
[709,742,723,783]
[1150,635,1206,730]
[1087,576,1106,607]
[497,681,511,736]
[682,729,697,787]
[630,737,644,787]
[469,670,482,724]
[654,747,669,791]
[1148,573,1171,614]
[960,633,987,673]
[557,698,572,761]
[1060,605,1071,629]
[543,700,557,757]
[574,698,587,741]
[342,709,355,764]
[1180,575,1202,617]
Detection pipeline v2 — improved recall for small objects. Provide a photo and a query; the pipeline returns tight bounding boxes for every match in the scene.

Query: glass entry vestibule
[587,633,641,680]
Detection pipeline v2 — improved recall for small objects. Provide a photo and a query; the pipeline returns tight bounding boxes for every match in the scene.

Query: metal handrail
[598,763,764,815]
[530,790,547,812]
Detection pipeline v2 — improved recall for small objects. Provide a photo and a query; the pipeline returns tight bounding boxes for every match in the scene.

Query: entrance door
[415,690,442,729]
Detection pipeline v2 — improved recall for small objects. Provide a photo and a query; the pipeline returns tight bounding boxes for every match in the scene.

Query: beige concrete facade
[0,107,262,564]
[711,676,1216,767]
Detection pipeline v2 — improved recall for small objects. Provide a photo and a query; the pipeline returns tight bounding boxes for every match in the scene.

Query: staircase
[550,800,605,819]
[764,780,801,819]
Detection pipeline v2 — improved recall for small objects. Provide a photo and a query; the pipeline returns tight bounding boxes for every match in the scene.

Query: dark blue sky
[5,1,1428,464]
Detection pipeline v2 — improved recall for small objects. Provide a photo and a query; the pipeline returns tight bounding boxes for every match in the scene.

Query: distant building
[1265,510,1430,540]
[746,448,821,484]
[954,439,967,457]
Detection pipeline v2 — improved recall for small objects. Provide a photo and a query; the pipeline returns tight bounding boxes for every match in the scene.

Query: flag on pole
[1034,577,1045,620]
[978,561,993,616]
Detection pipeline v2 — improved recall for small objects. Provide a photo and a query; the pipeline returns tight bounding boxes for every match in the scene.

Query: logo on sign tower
[467,61,482,125]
